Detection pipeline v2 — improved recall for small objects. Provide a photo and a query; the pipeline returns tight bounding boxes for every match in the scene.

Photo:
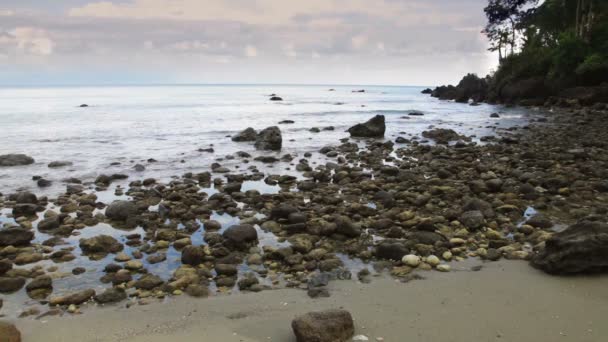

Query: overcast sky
[0,0,497,86]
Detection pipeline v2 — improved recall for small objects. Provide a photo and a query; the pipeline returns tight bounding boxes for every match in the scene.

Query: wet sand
[17,260,608,341]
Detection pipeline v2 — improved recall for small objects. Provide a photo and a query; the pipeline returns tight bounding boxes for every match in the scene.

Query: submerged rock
[0,228,34,247]
[531,221,608,274]
[347,115,385,137]
[0,154,34,167]
[79,235,123,256]
[292,309,354,342]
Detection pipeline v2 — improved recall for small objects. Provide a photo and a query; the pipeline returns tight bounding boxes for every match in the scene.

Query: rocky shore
[1,100,608,340]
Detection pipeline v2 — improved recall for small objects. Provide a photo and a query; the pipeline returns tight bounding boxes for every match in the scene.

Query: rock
[79,235,123,255]
[0,277,25,293]
[94,287,127,304]
[255,126,282,151]
[531,221,608,274]
[25,275,53,292]
[426,255,441,267]
[222,224,258,248]
[0,154,34,167]
[181,245,204,266]
[49,289,95,306]
[421,128,463,144]
[13,191,37,204]
[271,204,299,219]
[48,161,73,168]
[203,220,222,231]
[134,274,164,290]
[460,210,485,230]
[292,309,354,342]
[375,241,408,261]
[0,321,21,342]
[347,115,385,137]
[335,216,361,238]
[124,260,143,270]
[402,254,421,267]
[105,201,138,221]
[37,179,52,187]
[270,96,283,101]
[186,284,209,297]
[490,113,500,118]
[436,264,451,272]
[232,127,257,142]
[12,204,38,217]
[0,228,34,247]
[307,287,330,298]
[526,214,553,229]
[133,164,146,172]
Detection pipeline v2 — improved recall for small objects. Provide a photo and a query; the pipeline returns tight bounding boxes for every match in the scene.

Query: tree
[483,0,538,60]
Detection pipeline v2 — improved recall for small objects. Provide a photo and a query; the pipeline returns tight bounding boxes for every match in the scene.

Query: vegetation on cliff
[432,0,608,106]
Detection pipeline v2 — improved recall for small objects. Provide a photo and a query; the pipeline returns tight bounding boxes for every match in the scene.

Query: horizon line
[0,82,432,88]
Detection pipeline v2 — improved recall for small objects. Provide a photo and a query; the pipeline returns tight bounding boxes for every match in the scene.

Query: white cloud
[351,35,368,50]
[0,27,55,56]
[283,43,297,57]
[0,10,14,17]
[244,45,257,57]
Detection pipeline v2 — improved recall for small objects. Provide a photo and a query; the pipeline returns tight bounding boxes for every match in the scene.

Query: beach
[17,260,608,342]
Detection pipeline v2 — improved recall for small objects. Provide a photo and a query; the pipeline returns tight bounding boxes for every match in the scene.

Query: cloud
[0,9,14,16]
[0,0,494,85]
[244,45,257,57]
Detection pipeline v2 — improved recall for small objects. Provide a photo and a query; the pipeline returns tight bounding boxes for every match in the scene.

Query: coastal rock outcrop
[0,154,34,167]
[254,126,282,151]
[347,115,385,137]
[292,309,354,342]
[531,221,608,274]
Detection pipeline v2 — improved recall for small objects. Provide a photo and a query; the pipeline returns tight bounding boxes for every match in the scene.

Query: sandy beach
[16,260,608,342]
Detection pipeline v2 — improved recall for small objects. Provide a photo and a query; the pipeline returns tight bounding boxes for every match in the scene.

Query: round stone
[426,255,441,267]
[401,254,421,267]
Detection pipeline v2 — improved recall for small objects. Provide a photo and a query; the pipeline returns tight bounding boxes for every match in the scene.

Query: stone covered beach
[1,97,608,341]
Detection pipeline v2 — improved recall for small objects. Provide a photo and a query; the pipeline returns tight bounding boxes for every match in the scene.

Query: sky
[0,0,498,86]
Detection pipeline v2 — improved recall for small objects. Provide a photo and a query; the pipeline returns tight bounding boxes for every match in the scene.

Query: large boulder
[13,192,37,204]
[222,224,258,249]
[292,309,354,342]
[0,154,34,167]
[347,115,385,137]
[181,245,204,266]
[0,321,21,342]
[0,228,34,247]
[531,221,608,274]
[105,201,138,221]
[375,241,408,260]
[232,127,257,142]
[79,235,123,256]
[254,126,282,150]
[0,277,26,293]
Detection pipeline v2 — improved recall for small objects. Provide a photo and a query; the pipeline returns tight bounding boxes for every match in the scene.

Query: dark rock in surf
[255,126,282,151]
[347,115,386,138]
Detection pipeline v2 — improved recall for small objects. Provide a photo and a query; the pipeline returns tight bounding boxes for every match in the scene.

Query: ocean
[0,84,535,196]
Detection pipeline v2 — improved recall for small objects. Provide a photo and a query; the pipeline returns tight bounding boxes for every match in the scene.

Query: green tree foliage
[485,0,608,88]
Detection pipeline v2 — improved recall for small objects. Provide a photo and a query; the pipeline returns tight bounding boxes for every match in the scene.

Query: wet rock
[0,154,34,167]
[13,191,37,204]
[292,309,354,342]
[255,126,282,151]
[49,289,96,306]
[334,216,361,238]
[48,161,73,168]
[181,245,204,266]
[105,201,138,221]
[237,272,259,290]
[526,214,553,229]
[0,228,34,247]
[79,235,123,256]
[26,275,53,297]
[94,287,127,304]
[0,260,12,275]
[460,210,485,230]
[531,221,608,274]
[37,179,52,187]
[0,277,25,293]
[270,96,283,101]
[232,127,257,142]
[222,224,258,249]
[421,128,463,144]
[134,274,164,290]
[11,204,38,217]
[375,241,408,261]
[271,204,299,220]
[402,254,421,267]
[348,115,385,137]
[307,287,330,298]
[0,321,21,341]
[185,284,209,297]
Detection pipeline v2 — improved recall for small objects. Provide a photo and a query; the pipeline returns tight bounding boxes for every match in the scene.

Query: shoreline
[16,259,608,342]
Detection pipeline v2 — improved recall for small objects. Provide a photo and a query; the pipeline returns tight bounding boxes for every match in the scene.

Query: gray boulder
[0,154,34,166]
[292,309,354,342]
[531,221,608,274]
[255,126,282,150]
[347,115,385,137]
[105,201,138,221]
[232,127,257,142]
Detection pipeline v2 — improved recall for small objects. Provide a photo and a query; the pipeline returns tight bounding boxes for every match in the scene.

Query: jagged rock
[531,221,608,274]
[347,115,385,137]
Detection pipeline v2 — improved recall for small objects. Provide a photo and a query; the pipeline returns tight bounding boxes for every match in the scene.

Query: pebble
[426,255,440,267]
[401,254,421,267]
